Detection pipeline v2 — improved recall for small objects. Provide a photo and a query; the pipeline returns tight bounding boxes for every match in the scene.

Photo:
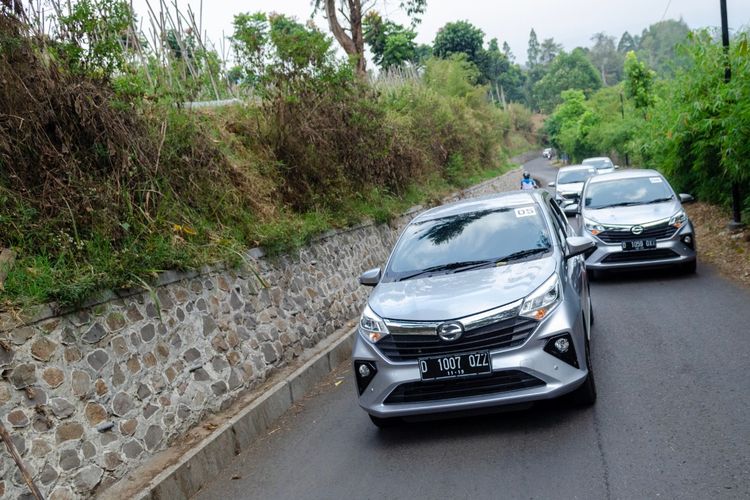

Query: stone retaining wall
[0,167,524,499]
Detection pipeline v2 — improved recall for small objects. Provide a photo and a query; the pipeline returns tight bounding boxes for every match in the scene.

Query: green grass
[1,156,518,310]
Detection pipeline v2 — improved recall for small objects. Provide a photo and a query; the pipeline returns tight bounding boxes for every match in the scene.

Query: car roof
[558,164,595,173]
[413,191,541,222]
[586,168,663,184]
[582,157,612,162]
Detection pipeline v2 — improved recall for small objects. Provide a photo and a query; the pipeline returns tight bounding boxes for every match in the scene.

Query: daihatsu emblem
[437,322,464,342]
[631,225,644,235]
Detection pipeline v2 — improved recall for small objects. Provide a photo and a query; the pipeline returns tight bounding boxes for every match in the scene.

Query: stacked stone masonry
[0,168,523,499]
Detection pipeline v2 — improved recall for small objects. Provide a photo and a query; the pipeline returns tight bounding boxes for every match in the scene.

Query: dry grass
[686,202,750,288]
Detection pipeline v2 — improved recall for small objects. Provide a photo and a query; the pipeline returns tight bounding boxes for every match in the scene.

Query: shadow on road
[591,265,700,285]
[368,398,588,444]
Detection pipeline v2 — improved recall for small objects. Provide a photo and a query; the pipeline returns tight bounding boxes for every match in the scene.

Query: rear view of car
[582,157,616,174]
[550,165,596,207]
[574,169,697,276]
[543,148,553,159]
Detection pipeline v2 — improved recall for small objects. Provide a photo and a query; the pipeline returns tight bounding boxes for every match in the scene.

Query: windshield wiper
[496,247,551,263]
[642,196,674,204]
[592,201,646,209]
[398,260,495,281]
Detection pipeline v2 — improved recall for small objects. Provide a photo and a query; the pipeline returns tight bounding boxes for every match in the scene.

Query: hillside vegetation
[544,29,750,216]
[0,10,534,309]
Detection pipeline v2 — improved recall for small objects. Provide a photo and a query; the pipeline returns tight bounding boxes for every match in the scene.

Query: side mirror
[565,236,595,259]
[679,193,695,204]
[563,203,580,217]
[614,165,621,170]
[359,267,381,287]
[548,182,556,188]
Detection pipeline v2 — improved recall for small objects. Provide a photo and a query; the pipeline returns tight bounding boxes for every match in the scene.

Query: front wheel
[569,327,597,407]
[369,414,401,429]
[682,259,697,275]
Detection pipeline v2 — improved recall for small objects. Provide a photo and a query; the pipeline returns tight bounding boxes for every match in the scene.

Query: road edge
[100,327,355,500]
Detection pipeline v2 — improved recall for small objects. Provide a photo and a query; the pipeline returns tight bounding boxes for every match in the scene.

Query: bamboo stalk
[0,422,44,500]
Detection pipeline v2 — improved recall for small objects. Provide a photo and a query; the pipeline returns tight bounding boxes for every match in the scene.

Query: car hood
[584,200,681,225]
[368,257,557,322]
[557,182,584,194]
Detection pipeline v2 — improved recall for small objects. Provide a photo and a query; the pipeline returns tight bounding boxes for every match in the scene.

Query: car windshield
[558,169,595,184]
[385,206,552,281]
[582,158,612,170]
[584,177,674,209]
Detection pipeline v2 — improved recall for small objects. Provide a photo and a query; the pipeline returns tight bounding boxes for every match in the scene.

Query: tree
[502,41,514,62]
[589,32,623,85]
[539,38,562,65]
[636,19,690,76]
[527,28,540,67]
[623,51,655,110]
[617,31,637,53]
[433,20,485,67]
[479,38,510,85]
[363,12,417,69]
[313,0,427,77]
[533,48,602,113]
[544,89,598,161]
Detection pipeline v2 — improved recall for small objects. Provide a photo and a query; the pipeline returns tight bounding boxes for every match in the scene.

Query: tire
[587,268,599,282]
[369,414,400,428]
[570,323,597,407]
[682,259,697,275]
[589,296,595,327]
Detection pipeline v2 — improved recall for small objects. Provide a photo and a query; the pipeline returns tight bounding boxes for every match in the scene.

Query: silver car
[582,157,616,174]
[549,165,597,206]
[353,191,597,427]
[566,169,697,277]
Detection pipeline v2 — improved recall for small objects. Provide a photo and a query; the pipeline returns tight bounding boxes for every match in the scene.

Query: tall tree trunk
[324,0,367,77]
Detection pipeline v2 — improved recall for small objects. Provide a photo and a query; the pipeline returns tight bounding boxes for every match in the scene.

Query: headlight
[583,218,605,236]
[359,304,389,343]
[520,274,561,321]
[669,210,688,229]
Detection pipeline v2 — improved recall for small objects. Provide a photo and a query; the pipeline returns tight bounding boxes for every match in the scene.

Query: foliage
[641,30,750,206]
[539,38,563,66]
[433,20,486,67]
[636,19,691,76]
[617,31,638,53]
[589,32,623,85]
[53,0,134,76]
[363,12,418,69]
[527,28,540,67]
[533,48,602,113]
[623,51,655,110]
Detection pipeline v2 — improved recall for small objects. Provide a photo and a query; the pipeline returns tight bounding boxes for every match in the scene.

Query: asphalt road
[195,157,750,500]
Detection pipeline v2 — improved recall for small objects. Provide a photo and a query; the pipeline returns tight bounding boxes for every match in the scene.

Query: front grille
[384,370,545,404]
[375,317,538,362]
[602,248,679,263]
[598,223,677,243]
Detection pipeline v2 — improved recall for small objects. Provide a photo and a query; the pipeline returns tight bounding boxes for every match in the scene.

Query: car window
[385,206,552,280]
[547,200,570,242]
[582,158,612,170]
[584,177,674,209]
[558,169,595,184]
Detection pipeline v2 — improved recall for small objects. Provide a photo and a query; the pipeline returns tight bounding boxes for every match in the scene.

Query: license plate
[622,239,656,251]
[419,351,491,381]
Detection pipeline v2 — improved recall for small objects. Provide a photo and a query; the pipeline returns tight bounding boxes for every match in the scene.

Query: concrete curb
[101,328,355,500]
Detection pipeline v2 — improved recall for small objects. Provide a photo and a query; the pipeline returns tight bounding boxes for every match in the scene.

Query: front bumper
[584,222,696,271]
[353,299,588,418]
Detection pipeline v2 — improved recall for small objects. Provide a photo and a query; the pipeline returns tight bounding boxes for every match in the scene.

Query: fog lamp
[544,334,578,368]
[354,361,377,395]
[554,338,570,353]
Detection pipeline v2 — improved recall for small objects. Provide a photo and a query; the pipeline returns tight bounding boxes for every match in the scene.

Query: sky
[131,0,750,66]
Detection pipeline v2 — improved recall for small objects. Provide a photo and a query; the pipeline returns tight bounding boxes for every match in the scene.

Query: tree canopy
[533,48,602,112]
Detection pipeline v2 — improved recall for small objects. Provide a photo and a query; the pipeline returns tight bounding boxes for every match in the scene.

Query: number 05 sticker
[515,207,537,217]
